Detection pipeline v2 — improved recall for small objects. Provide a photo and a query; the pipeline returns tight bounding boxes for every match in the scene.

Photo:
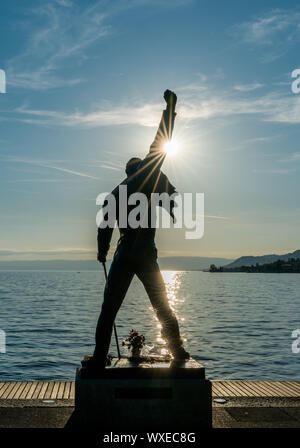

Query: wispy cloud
[55,0,73,7]
[4,178,78,183]
[3,156,100,180]
[253,168,297,174]
[34,162,100,179]
[8,86,300,128]
[176,74,208,92]
[179,89,300,124]
[233,9,300,44]
[6,1,111,90]
[232,9,300,61]
[278,152,300,163]
[14,102,162,127]
[178,88,300,125]
[234,83,264,92]
[226,135,278,152]
[6,0,191,90]
[97,164,122,171]
[205,215,230,220]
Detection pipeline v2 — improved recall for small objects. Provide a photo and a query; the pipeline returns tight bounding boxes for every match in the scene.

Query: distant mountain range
[0,256,233,271]
[223,250,300,269]
[1,251,299,271]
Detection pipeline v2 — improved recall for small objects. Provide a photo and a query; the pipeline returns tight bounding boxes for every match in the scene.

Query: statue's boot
[161,328,190,361]
[171,346,190,361]
[81,354,112,369]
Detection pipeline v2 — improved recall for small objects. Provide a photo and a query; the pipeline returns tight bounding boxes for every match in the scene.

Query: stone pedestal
[75,357,212,430]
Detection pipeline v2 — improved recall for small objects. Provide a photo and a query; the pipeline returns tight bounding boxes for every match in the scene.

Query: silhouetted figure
[86,90,189,369]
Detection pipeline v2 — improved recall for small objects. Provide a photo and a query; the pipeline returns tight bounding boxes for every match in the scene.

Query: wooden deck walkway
[0,381,300,400]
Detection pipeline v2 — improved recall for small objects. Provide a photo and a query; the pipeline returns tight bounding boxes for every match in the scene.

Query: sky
[1,0,300,261]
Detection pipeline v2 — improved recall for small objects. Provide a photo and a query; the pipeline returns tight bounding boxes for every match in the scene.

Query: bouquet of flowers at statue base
[122,329,146,358]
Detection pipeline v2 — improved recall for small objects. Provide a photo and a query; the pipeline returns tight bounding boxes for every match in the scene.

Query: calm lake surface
[0,270,299,381]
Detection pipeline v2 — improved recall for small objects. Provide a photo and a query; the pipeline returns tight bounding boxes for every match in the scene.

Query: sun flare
[164,138,178,157]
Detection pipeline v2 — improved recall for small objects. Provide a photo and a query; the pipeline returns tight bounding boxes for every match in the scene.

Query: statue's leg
[94,250,134,361]
[135,247,188,357]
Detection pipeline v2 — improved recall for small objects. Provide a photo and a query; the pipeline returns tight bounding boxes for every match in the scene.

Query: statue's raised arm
[138,90,177,179]
[149,89,177,153]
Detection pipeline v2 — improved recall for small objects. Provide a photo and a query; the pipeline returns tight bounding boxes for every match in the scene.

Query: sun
[164,138,178,157]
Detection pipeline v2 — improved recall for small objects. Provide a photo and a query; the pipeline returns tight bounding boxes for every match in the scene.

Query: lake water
[0,270,299,381]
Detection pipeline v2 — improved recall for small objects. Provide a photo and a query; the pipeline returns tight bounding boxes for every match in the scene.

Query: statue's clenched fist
[164,89,177,109]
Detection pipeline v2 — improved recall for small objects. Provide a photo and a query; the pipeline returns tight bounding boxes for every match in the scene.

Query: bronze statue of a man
[85,90,189,369]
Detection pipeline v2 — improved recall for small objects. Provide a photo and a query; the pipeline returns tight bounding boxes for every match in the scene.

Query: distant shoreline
[209,257,300,273]
[0,256,233,272]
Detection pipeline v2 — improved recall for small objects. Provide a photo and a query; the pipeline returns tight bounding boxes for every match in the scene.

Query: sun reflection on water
[153,270,185,356]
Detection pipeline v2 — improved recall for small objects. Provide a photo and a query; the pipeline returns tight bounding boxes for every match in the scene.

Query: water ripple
[0,270,299,381]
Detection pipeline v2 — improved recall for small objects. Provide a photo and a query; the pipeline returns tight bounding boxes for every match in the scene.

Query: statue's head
[125,157,142,177]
